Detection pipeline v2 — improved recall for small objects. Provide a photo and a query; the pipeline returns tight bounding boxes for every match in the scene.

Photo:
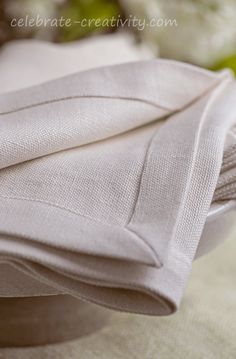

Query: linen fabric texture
[0,36,236,315]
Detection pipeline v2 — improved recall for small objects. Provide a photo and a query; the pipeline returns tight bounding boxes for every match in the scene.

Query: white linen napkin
[0,38,236,315]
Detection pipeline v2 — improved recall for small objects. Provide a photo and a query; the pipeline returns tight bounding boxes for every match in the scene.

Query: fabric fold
[0,56,236,315]
[0,60,228,170]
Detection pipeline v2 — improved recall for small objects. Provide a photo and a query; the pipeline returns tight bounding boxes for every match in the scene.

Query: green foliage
[211,54,236,76]
[59,0,120,42]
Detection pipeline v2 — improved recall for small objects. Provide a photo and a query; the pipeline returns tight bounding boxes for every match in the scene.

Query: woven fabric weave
[0,36,236,315]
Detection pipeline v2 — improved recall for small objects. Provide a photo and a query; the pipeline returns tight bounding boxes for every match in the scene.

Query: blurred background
[0,0,236,74]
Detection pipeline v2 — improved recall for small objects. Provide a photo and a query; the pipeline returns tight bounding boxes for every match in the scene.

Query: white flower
[121,0,236,66]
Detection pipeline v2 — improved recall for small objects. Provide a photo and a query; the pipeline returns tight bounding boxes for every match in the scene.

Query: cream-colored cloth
[1,231,235,358]
[0,35,236,315]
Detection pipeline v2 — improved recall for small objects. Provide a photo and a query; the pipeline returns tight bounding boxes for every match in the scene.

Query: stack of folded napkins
[0,34,236,315]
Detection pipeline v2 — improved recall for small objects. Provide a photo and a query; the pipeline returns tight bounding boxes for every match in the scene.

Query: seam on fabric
[125,226,163,267]
[124,125,163,266]
[168,78,232,249]
[0,95,172,116]
[0,193,161,266]
[126,125,160,225]
[0,73,226,116]
[0,193,125,228]
[124,77,231,262]
[126,77,229,227]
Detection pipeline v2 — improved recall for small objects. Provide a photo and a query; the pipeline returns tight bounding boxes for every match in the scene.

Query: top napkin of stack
[0,33,235,315]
